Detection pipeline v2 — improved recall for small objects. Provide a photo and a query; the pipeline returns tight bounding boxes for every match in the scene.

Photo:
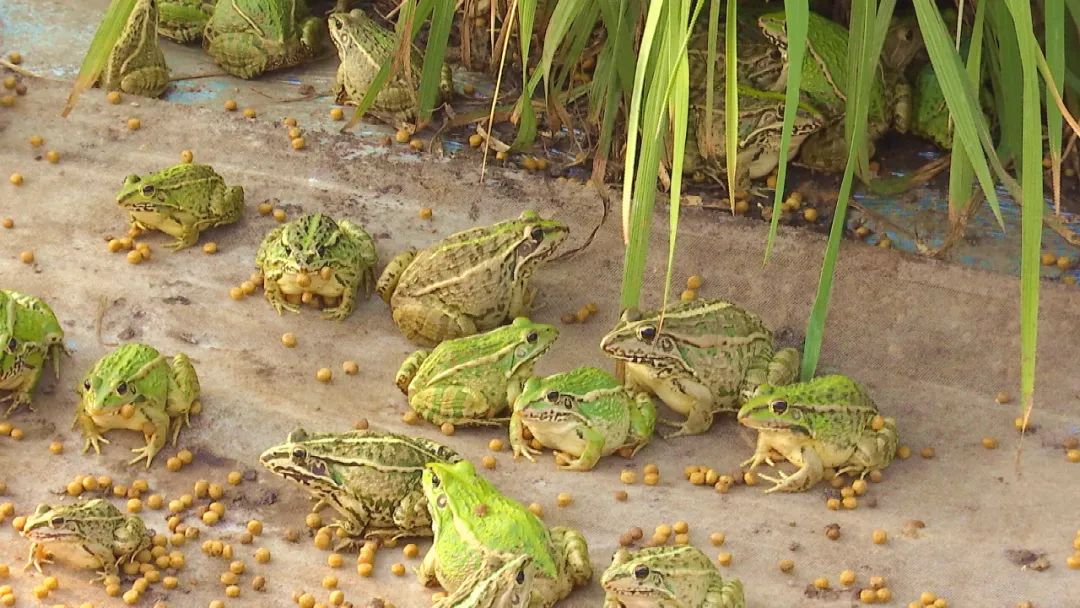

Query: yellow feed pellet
[342,360,359,375]
[778,559,794,573]
[481,455,496,470]
[716,552,732,566]
[871,529,887,544]
[227,471,242,485]
[273,209,287,222]
[395,129,411,143]
[440,422,455,436]
[107,91,122,104]
[127,117,141,130]
[316,368,332,383]
[839,569,856,586]
[357,563,373,577]
[556,493,573,507]
[330,107,344,120]
[9,174,23,186]
[291,137,306,150]
[202,242,218,254]
[254,547,270,563]
[527,503,543,517]
[419,207,433,220]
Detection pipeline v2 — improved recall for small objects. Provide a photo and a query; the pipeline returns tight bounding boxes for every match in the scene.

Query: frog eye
[515,568,526,584]
[291,447,307,461]
[526,332,538,344]
[116,382,128,395]
[529,226,544,242]
[637,325,657,342]
[545,391,559,402]
[141,184,155,196]
[429,472,440,487]
[6,338,16,351]
[50,517,66,527]
[770,400,788,415]
[83,380,92,391]
[633,565,649,579]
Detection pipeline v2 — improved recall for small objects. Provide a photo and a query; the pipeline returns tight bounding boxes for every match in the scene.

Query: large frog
[96,0,169,98]
[255,213,379,320]
[682,85,826,191]
[910,62,952,150]
[396,318,558,426]
[1,290,66,416]
[435,553,534,608]
[509,367,656,471]
[686,2,786,94]
[757,11,923,171]
[116,163,244,250]
[376,211,568,346]
[600,299,800,438]
[203,0,323,79]
[328,9,454,125]
[419,460,592,608]
[158,0,215,43]
[22,499,151,579]
[601,545,745,608]
[738,374,898,493]
[259,428,462,545]
[75,343,200,468]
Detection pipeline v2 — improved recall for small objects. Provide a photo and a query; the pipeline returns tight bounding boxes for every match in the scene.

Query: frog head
[477,318,559,376]
[258,428,340,496]
[116,172,165,212]
[328,9,388,69]
[881,15,924,73]
[78,344,165,417]
[422,460,493,532]
[23,500,118,545]
[738,375,868,433]
[599,307,691,374]
[601,546,717,604]
[514,375,592,429]
[466,211,568,282]
[461,553,535,608]
[736,383,806,432]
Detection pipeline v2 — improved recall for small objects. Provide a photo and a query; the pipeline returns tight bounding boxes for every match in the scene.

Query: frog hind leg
[392,297,478,346]
[391,492,433,537]
[166,353,200,443]
[706,577,746,608]
[206,32,270,79]
[740,347,800,403]
[655,379,716,439]
[321,284,356,321]
[215,185,245,225]
[549,526,592,589]
[416,544,440,587]
[119,64,169,98]
[394,350,429,394]
[375,249,417,304]
[128,406,171,468]
[409,385,501,426]
[759,446,823,493]
[839,418,899,477]
[338,220,378,299]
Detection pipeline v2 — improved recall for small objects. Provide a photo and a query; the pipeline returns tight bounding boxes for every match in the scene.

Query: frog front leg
[128,403,172,468]
[375,249,417,304]
[262,278,302,316]
[1,366,42,416]
[206,32,270,79]
[509,407,541,462]
[74,409,111,455]
[548,526,592,589]
[391,492,435,538]
[740,347,800,402]
[623,391,657,456]
[416,545,440,587]
[705,577,745,608]
[557,426,605,471]
[759,445,824,493]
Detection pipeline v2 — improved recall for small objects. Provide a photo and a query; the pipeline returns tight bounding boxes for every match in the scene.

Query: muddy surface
[1,76,1079,607]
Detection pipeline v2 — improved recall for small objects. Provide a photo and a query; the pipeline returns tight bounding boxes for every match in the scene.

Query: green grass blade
[987,2,1023,162]
[1044,0,1065,213]
[699,0,719,160]
[947,0,987,220]
[511,0,542,149]
[541,0,590,101]
[913,0,1006,229]
[762,0,808,263]
[63,0,136,117]
[723,0,738,204]
[800,0,890,381]
[1002,0,1043,429]
[661,1,695,312]
[415,0,455,122]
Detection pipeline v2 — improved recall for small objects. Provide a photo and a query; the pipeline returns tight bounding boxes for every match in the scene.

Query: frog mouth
[23,528,79,543]
[520,409,573,423]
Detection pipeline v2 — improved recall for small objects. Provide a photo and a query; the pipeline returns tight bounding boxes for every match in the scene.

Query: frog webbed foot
[128,438,164,468]
[80,429,111,455]
[2,392,33,417]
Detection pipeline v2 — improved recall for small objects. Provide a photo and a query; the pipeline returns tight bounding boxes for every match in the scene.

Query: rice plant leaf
[699,0,719,158]
[947,0,987,219]
[541,0,590,102]
[762,0,808,263]
[800,0,889,381]
[912,0,1006,229]
[63,0,136,117]
[723,0,739,205]
[511,0,543,150]
[1002,0,1043,431]
[1043,0,1065,213]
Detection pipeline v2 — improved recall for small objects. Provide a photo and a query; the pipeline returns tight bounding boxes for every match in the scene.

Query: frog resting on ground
[419,460,592,608]
[1,290,66,417]
[376,211,568,346]
[509,366,656,471]
[259,428,461,546]
[738,374,898,493]
[75,343,201,468]
[96,0,169,98]
[328,9,454,125]
[396,318,559,427]
[600,298,800,438]
[22,499,151,579]
[255,213,379,320]
[601,545,745,608]
[433,553,535,608]
[203,0,324,79]
[116,163,244,250]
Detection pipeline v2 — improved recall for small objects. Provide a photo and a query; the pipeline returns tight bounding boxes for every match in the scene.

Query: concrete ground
[2,10,1080,608]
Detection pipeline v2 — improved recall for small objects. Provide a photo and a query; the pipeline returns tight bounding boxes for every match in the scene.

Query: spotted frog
[22,499,151,579]
[1,290,66,416]
[601,545,745,608]
[203,0,323,79]
[96,0,169,98]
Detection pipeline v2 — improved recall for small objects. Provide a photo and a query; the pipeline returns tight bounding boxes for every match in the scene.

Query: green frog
[96,0,169,98]
[203,0,323,79]
[757,11,923,171]
[396,318,558,426]
[738,374,898,493]
[601,545,745,608]
[158,0,215,43]
[683,85,826,191]
[686,3,786,94]
[600,299,800,438]
[377,211,568,346]
[259,428,461,545]
[22,499,151,578]
[434,553,534,608]
[328,9,454,125]
[1,290,66,416]
[75,343,201,468]
[419,460,592,608]
[910,62,952,150]
[116,163,244,250]
[255,213,379,320]
[509,367,656,471]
